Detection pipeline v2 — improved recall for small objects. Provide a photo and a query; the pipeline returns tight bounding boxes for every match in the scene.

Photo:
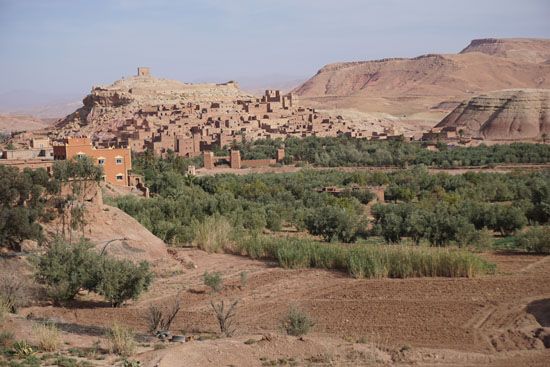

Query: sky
[0,0,549,101]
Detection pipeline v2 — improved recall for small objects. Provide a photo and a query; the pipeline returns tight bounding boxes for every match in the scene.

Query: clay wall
[241,159,276,168]
[0,159,54,173]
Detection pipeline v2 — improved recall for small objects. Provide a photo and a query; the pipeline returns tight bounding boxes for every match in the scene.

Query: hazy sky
[0,0,549,97]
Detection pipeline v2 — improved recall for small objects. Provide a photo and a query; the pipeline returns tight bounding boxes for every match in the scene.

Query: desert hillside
[0,113,54,133]
[435,89,550,140]
[293,38,550,115]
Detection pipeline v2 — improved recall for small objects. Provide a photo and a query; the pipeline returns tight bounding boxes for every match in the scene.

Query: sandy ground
[8,248,549,366]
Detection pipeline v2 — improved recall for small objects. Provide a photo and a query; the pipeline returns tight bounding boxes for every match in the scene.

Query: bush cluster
[35,238,153,306]
[203,271,223,293]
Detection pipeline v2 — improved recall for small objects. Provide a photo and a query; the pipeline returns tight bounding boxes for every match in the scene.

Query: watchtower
[137,67,150,77]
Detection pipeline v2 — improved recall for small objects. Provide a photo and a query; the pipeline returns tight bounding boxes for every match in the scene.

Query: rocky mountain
[435,89,550,140]
[54,71,252,138]
[293,38,550,116]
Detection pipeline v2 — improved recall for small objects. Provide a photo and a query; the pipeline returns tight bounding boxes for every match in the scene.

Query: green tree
[493,206,527,235]
[0,166,57,250]
[305,206,361,243]
[35,238,98,302]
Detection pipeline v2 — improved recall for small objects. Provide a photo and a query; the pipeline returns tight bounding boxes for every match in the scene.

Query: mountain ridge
[293,38,550,115]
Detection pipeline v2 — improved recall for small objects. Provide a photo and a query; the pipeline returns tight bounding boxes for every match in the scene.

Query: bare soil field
[7,248,549,366]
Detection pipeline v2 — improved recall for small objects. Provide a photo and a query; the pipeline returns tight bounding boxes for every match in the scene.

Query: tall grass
[235,236,495,278]
[0,297,9,322]
[33,323,61,352]
[107,323,136,357]
[193,215,232,253]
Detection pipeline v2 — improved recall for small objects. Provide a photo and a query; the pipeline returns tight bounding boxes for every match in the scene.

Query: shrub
[35,238,97,303]
[203,271,223,293]
[210,299,238,337]
[193,215,232,253]
[145,297,181,334]
[107,324,136,357]
[95,258,153,307]
[35,238,153,306]
[281,306,314,336]
[12,340,34,357]
[33,323,61,352]
[516,226,550,254]
[0,273,28,313]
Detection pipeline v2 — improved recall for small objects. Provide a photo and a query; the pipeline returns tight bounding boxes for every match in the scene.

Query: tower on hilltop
[137,67,150,77]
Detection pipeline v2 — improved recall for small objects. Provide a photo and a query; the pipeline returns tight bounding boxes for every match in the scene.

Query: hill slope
[435,89,550,140]
[0,114,54,133]
[293,38,550,115]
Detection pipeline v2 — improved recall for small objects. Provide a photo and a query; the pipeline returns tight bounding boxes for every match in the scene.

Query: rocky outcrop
[293,38,550,115]
[435,89,550,140]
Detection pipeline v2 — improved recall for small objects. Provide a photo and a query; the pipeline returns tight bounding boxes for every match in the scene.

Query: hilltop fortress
[48,68,401,158]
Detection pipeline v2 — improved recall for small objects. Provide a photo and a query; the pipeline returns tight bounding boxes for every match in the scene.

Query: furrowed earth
[4,245,549,366]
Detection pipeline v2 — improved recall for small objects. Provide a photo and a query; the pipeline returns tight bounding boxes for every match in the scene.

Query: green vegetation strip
[235,236,496,278]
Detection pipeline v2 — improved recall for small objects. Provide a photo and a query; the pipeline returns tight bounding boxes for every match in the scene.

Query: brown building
[53,137,132,186]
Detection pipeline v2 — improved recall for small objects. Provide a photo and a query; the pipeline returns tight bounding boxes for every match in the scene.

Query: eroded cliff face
[436,89,550,140]
[460,38,550,64]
